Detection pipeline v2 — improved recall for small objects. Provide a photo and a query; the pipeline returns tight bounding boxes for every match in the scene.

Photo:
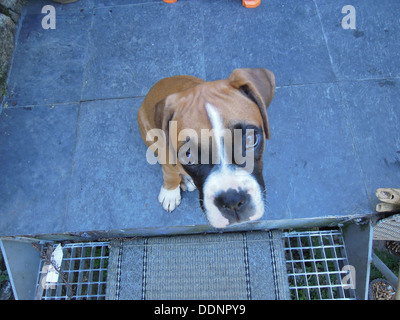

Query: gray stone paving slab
[264,83,369,221]
[339,79,400,205]
[0,104,79,235]
[315,0,400,80]
[5,10,91,106]
[82,2,205,101]
[203,0,336,85]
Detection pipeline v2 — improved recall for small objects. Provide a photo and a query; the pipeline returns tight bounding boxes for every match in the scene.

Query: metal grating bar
[35,230,355,300]
[36,242,110,300]
[283,230,356,300]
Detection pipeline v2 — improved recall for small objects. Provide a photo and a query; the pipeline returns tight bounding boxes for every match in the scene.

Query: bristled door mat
[373,214,400,241]
[106,230,289,300]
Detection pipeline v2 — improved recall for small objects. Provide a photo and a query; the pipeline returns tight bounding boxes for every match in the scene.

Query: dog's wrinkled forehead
[175,99,262,155]
[174,80,264,122]
[204,102,231,166]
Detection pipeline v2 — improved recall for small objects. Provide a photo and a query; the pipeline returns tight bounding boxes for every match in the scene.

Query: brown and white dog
[137,68,275,228]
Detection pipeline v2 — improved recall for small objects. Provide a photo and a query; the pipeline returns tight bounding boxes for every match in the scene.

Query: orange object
[243,0,260,8]
[163,0,177,3]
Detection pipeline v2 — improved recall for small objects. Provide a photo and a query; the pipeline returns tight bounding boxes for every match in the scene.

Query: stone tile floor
[0,0,399,238]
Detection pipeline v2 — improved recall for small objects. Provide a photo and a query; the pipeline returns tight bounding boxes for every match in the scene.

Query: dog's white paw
[158,186,181,212]
[180,175,197,192]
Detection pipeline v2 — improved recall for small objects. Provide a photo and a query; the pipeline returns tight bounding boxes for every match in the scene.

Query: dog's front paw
[180,175,197,192]
[158,186,181,212]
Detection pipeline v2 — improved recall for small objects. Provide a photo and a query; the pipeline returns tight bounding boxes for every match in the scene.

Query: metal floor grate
[36,242,110,300]
[34,229,356,300]
[283,230,356,300]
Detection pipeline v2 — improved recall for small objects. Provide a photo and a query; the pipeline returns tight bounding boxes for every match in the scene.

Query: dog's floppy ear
[154,94,179,164]
[228,68,275,140]
[154,96,175,132]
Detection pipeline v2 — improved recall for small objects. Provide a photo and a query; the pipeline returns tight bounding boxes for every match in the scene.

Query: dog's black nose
[214,188,252,223]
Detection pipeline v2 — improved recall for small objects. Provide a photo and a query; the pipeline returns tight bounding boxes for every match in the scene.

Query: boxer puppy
[137,68,275,228]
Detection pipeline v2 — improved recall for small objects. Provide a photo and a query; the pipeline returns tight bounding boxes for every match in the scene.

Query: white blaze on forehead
[205,102,227,166]
[202,102,264,228]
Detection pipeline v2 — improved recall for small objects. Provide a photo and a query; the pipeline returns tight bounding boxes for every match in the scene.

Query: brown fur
[137,68,275,191]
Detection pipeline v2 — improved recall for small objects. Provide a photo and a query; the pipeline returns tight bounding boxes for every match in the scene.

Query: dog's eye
[178,142,198,166]
[186,149,194,166]
[245,130,258,149]
[180,149,196,165]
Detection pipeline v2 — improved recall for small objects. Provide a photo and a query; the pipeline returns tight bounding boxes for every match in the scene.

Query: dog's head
[155,68,275,228]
